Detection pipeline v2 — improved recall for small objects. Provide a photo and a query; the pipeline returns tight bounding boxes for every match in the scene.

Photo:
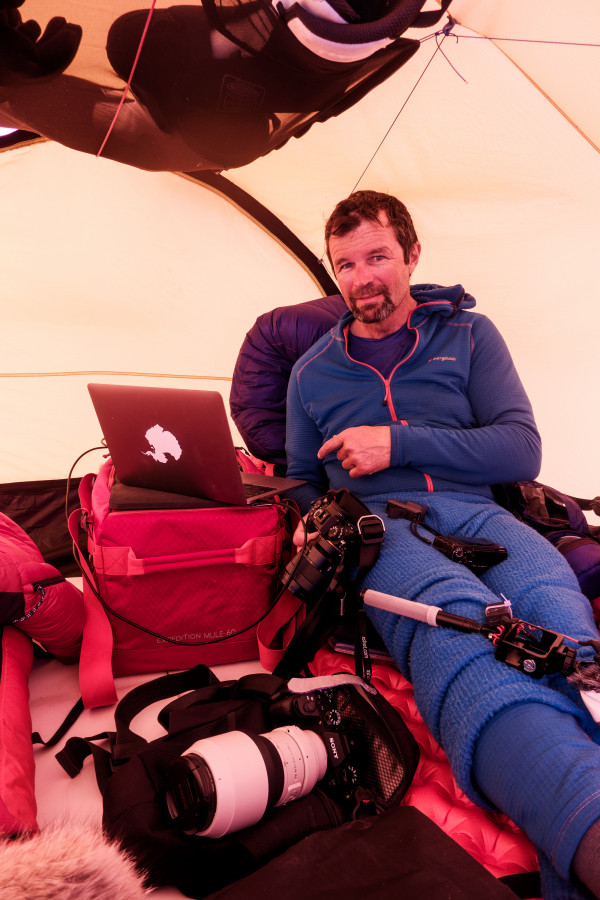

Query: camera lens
[165,726,327,838]
[285,539,342,601]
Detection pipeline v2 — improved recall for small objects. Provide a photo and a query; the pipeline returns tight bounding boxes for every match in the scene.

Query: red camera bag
[72,460,286,708]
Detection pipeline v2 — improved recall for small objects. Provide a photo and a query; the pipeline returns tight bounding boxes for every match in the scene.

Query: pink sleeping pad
[311,646,539,884]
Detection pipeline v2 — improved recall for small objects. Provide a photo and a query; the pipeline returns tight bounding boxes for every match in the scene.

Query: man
[285,190,600,900]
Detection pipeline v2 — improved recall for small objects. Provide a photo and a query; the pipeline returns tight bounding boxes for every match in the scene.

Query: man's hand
[318,426,391,478]
[292,514,317,551]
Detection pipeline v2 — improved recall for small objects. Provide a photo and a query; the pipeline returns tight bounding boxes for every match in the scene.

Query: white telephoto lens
[189,731,270,838]
[264,726,328,806]
[181,726,328,838]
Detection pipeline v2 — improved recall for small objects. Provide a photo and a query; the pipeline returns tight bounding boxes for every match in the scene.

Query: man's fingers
[293,526,318,549]
[318,433,343,460]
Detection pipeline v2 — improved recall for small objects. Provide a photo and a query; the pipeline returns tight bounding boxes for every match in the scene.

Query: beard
[347,285,395,323]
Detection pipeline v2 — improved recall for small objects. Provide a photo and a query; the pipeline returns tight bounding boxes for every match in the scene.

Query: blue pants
[360,491,600,896]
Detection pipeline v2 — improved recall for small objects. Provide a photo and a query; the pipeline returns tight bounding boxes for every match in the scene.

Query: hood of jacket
[410,282,475,315]
[334,283,476,335]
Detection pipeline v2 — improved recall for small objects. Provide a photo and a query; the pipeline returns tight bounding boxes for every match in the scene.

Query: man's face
[328,212,421,337]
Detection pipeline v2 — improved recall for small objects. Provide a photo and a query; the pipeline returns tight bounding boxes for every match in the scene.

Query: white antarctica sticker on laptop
[143,424,182,464]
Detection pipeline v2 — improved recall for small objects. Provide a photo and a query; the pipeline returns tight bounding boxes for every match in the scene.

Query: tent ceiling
[449,0,600,153]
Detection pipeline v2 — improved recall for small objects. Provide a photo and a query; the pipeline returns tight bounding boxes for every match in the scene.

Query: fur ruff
[0,821,147,899]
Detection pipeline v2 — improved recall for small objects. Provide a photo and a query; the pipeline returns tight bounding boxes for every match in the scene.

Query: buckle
[356,514,385,545]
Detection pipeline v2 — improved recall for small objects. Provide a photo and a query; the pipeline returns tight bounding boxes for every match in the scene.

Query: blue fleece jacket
[286,283,542,511]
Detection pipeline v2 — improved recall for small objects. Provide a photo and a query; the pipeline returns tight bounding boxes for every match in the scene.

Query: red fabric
[0,512,84,663]
[311,646,538,881]
[76,460,286,706]
[0,627,37,836]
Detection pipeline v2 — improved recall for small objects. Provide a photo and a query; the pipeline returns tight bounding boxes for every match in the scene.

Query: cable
[350,18,600,193]
[64,443,107,527]
[351,29,451,192]
[96,0,157,158]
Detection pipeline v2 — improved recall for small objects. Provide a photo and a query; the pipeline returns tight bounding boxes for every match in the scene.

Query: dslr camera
[164,676,417,838]
[283,488,384,604]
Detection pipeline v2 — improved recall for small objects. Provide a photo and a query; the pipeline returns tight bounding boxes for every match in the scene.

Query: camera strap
[269,491,385,681]
[353,608,375,684]
[56,664,289,786]
[408,521,508,574]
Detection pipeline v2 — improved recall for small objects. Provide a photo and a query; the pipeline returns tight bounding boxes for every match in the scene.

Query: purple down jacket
[230,295,346,467]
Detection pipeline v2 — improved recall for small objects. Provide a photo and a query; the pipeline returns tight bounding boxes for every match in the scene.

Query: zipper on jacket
[343,321,434,491]
[343,324,400,418]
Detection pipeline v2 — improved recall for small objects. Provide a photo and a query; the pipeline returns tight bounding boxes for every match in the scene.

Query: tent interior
[1,0,599,896]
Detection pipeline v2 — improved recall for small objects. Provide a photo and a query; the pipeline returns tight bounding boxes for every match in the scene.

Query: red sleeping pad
[311,645,539,886]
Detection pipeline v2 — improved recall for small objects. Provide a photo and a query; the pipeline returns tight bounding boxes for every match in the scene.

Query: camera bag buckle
[356,515,385,572]
[356,515,385,545]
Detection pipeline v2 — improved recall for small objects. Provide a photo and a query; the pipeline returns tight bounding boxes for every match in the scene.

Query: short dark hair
[325,190,418,266]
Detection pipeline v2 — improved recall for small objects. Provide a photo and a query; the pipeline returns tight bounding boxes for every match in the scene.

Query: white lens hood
[188,731,270,838]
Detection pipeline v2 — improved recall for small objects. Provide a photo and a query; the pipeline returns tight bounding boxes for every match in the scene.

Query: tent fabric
[0,3,598,891]
[0,0,599,507]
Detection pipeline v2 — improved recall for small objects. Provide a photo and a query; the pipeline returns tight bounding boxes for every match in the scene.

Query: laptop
[87,383,304,508]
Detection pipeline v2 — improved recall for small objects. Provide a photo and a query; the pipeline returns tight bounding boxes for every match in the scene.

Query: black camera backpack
[493,480,600,605]
[57,664,419,898]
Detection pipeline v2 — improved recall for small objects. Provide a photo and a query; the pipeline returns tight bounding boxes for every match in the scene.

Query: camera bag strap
[56,664,286,782]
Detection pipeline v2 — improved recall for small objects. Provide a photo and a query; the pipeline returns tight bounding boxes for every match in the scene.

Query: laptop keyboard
[243,482,270,499]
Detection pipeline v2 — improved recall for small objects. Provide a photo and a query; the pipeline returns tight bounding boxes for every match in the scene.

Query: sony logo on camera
[327,734,341,760]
